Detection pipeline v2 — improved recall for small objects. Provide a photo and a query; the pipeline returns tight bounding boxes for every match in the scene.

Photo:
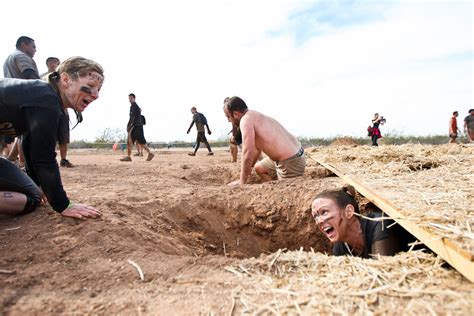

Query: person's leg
[199,132,213,155]
[255,157,277,182]
[193,133,202,154]
[135,128,153,160]
[0,192,28,215]
[134,142,144,156]
[120,130,133,161]
[7,138,19,161]
[126,130,134,157]
[0,158,42,215]
[448,134,456,144]
[140,144,154,161]
[17,138,25,167]
[230,144,238,162]
[59,143,68,160]
[468,129,474,143]
[275,154,306,180]
[371,135,378,146]
[203,139,213,154]
[57,114,73,167]
[58,143,74,167]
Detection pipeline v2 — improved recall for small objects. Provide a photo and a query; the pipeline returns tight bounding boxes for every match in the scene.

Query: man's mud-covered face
[224,108,239,125]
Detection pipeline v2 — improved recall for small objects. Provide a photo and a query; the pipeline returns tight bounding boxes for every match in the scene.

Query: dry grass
[225,249,473,315]
[307,144,474,252]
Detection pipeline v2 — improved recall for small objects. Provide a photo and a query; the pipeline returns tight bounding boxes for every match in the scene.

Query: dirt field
[1,148,343,314]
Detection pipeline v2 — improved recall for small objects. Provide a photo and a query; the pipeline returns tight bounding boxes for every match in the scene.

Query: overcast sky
[1,0,472,142]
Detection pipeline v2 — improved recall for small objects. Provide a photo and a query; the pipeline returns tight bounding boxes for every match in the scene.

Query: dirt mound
[329,137,359,146]
[0,149,339,314]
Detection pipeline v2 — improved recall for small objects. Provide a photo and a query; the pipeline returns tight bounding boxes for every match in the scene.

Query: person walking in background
[187,107,213,156]
[448,111,460,144]
[120,93,154,162]
[223,96,305,185]
[3,36,40,169]
[370,113,385,146]
[0,56,104,219]
[41,57,74,167]
[464,109,474,143]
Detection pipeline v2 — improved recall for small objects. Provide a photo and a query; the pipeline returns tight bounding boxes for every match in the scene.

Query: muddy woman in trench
[311,185,407,258]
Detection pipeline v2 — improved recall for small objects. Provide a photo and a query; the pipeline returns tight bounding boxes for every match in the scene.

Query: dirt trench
[0,150,340,314]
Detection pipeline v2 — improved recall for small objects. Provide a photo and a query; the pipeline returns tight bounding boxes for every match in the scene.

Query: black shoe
[60,159,74,168]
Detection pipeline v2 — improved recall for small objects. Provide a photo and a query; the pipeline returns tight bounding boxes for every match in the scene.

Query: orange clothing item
[449,117,457,133]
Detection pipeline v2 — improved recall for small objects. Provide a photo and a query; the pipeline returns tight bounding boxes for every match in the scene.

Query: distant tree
[95,128,127,143]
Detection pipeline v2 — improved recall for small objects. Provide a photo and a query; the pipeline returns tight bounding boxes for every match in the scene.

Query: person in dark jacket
[0,56,104,219]
[186,106,213,156]
[120,93,154,162]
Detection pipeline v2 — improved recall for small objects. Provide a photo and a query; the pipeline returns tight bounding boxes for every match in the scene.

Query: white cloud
[1,0,472,142]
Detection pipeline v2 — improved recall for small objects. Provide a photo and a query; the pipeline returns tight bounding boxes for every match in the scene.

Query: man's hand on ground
[227,180,241,187]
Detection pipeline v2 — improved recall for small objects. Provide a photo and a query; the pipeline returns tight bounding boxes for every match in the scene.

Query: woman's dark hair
[227,96,248,112]
[16,36,34,49]
[314,185,359,213]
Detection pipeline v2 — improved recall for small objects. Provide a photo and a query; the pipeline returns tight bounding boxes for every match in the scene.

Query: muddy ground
[0,148,342,314]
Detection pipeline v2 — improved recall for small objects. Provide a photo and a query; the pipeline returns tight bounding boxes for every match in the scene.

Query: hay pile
[307,144,474,253]
[330,137,359,146]
[225,249,473,315]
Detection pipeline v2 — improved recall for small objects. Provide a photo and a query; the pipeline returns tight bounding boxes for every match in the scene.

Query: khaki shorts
[258,148,306,180]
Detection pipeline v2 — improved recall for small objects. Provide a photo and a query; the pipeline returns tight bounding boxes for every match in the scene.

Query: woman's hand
[61,203,101,219]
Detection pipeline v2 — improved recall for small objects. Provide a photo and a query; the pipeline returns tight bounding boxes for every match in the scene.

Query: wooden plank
[309,155,474,283]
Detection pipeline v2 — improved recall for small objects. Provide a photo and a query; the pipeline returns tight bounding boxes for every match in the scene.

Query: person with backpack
[186,107,213,156]
[120,93,154,162]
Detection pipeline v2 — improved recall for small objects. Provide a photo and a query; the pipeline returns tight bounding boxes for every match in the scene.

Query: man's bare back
[223,97,304,185]
[240,110,301,162]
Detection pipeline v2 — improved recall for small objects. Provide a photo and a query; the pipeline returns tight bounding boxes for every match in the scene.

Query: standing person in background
[187,107,213,156]
[370,113,385,146]
[40,57,60,79]
[3,36,40,168]
[0,56,104,219]
[448,111,460,144]
[120,93,154,162]
[41,57,74,167]
[464,109,474,143]
[3,36,39,79]
[223,97,241,162]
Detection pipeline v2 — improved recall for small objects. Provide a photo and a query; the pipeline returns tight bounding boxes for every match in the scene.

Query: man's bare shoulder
[243,110,264,122]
